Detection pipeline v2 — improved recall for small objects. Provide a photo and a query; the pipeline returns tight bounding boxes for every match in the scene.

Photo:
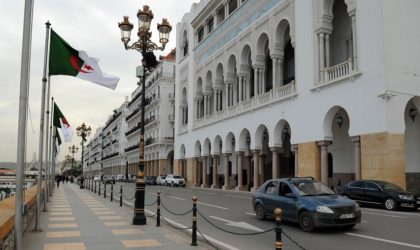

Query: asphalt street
[96,182,420,250]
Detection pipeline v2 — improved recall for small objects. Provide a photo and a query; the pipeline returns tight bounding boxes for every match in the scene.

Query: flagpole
[35,20,51,231]
[16,0,34,248]
[45,74,52,205]
[47,93,54,196]
[50,97,55,193]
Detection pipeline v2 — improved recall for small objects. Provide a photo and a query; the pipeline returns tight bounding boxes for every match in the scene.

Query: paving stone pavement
[22,182,211,250]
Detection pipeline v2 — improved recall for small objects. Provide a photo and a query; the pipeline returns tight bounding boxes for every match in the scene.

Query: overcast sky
[0,0,197,163]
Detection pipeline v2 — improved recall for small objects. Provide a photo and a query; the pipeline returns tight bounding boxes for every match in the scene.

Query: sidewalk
[23,182,211,250]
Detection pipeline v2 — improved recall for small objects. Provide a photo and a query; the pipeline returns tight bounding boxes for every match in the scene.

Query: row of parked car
[252,177,419,232]
[89,174,186,187]
[145,174,186,187]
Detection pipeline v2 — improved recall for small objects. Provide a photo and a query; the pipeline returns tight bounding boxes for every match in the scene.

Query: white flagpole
[16,0,34,248]
[35,20,51,230]
[44,75,52,205]
[50,97,55,193]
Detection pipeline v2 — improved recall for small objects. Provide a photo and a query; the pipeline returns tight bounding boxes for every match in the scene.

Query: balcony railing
[125,122,141,137]
[194,81,296,129]
[320,59,353,83]
[126,108,140,121]
[102,152,119,161]
[124,144,140,153]
[145,116,156,125]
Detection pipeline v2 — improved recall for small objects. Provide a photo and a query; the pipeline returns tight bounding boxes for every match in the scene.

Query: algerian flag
[54,127,62,156]
[49,29,119,90]
[53,102,73,142]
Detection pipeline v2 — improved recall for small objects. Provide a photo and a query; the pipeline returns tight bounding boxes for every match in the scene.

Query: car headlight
[354,203,360,211]
[316,206,334,214]
[398,194,414,200]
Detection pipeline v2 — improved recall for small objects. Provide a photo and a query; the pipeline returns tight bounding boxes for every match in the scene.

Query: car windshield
[292,181,335,196]
[375,181,403,191]
[173,176,182,178]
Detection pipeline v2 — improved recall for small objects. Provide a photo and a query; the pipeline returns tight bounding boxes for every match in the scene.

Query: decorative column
[236,152,246,191]
[325,33,330,68]
[271,147,280,179]
[291,144,298,176]
[222,153,231,190]
[261,68,266,94]
[201,156,208,188]
[254,68,259,96]
[259,152,265,184]
[211,155,219,189]
[225,84,230,107]
[252,150,260,191]
[238,76,243,102]
[318,141,331,185]
[203,96,207,117]
[319,33,325,82]
[213,90,218,112]
[351,136,361,180]
[229,84,234,106]
[350,13,358,71]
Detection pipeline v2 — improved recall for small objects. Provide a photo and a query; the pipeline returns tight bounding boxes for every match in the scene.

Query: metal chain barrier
[160,214,193,230]
[160,201,192,216]
[145,200,157,207]
[282,229,307,250]
[122,190,135,200]
[197,228,219,250]
[197,209,275,236]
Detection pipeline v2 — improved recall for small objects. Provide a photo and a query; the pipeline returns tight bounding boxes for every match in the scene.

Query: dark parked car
[340,180,420,210]
[102,176,116,185]
[144,176,156,185]
[252,177,361,232]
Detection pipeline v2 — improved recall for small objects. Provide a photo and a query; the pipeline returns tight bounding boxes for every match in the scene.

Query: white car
[156,176,166,185]
[94,175,101,182]
[116,174,126,182]
[165,174,185,187]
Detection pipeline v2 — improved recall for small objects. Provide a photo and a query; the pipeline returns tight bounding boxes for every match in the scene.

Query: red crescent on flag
[70,55,90,73]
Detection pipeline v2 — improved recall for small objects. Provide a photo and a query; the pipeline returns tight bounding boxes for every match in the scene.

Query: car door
[260,181,279,216]
[347,181,367,202]
[363,181,384,205]
[276,182,298,221]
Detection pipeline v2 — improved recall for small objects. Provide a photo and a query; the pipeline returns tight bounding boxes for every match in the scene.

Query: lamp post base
[133,170,146,225]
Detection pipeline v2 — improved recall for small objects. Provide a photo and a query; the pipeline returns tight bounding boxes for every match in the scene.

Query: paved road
[96,182,420,250]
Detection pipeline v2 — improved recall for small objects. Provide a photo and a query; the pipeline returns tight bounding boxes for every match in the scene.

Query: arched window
[264,41,273,92]
[182,31,188,57]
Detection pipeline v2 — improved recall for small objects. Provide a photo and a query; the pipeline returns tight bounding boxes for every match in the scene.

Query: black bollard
[156,191,161,227]
[94,181,97,194]
[111,184,114,202]
[104,183,107,198]
[99,182,101,196]
[274,208,283,250]
[119,185,123,207]
[191,196,198,246]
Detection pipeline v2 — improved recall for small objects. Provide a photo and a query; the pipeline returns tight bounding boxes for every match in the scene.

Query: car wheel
[299,211,315,232]
[255,204,266,220]
[384,198,397,210]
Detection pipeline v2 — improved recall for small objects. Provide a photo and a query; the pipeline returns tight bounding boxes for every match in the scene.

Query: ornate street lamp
[69,145,78,177]
[77,122,92,189]
[118,5,172,225]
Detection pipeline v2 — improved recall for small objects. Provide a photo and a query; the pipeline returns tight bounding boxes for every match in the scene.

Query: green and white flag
[53,102,73,143]
[49,29,119,90]
[54,127,62,156]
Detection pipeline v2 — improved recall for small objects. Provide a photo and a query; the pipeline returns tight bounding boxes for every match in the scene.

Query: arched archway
[323,106,354,188]
[256,33,272,94]
[215,63,224,111]
[273,120,294,178]
[405,97,420,193]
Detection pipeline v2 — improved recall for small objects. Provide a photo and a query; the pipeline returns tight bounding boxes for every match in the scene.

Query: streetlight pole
[69,145,78,177]
[77,122,92,189]
[118,5,172,225]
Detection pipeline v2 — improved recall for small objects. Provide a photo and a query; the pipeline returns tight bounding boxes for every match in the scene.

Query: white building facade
[174,0,420,194]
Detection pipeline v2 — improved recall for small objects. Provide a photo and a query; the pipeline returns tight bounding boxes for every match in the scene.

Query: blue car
[252,177,361,232]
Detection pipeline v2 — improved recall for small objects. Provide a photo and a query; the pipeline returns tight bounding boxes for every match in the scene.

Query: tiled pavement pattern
[23,183,210,250]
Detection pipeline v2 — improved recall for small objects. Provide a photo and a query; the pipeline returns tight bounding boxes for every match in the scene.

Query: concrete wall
[0,184,41,250]
[297,142,320,179]
[361,132,406,188]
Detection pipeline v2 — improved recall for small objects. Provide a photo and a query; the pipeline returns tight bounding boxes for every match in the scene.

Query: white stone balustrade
[322,59,353,83]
